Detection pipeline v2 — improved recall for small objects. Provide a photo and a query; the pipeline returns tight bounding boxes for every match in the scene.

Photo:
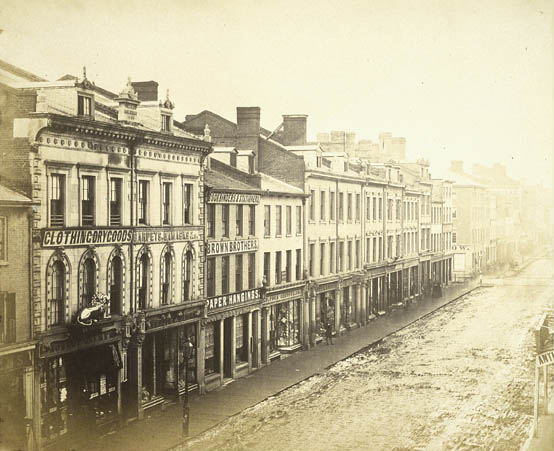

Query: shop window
[0,216,6,262]
[78,94,92,116]
[81,258,96,308]
[221,256,229,294]
[138,253,150,310]
[295,249,302,280]
[206,257,215,297]
[161,251,172,305]
[269,306,277,353]
[183,183,193,225]
[207,204,215,238]
[275,251,282,284]
[162,182,171,225]
[183,251,193,302]
[205,322,219,375]
[235,315,248,363]
[286,205,292,235]
[50,174,65,227]
[275,300,300,347]
[222,205,229,237]
[248,253,255,289]
[276,205,282,236]
[41,357,68,441]
[109,256,122,315]
[110,178,122,226]
[0,293,16,343]
[248,205,255,236]
[138,180,149,225]
[81,176,95,226]
[296,205,302,234]
[235,254,243,292]
[49,261,65,327]
[236,205,243,236]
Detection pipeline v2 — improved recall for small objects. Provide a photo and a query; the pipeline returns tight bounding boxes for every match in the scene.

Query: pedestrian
[325,323,334,345]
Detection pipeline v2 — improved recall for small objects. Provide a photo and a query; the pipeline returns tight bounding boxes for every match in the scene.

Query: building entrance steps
[51,278,479,451]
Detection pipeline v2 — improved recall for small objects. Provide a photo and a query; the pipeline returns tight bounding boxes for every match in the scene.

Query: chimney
[450,160,464,173]
[281,114,307,146]
[131,81,158,102]
[236,107,260,169]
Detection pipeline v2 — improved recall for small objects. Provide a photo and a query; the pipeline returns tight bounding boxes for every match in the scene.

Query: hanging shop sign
[41,226,201,248]
[205,238,259,256]
[207,192,260,204]
[206,288,260,312]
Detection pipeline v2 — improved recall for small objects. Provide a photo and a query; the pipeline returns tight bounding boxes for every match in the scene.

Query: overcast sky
[1,0,552,186]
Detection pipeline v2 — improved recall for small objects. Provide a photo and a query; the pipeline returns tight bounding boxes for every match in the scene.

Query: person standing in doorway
[325,323,334,345]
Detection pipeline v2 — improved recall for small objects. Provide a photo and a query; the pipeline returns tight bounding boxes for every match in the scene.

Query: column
[309,295,316,346]
[360,282,367,325]
[261,308,268,365]
[33,354,42,451]
[302,297,310,349]
[247,311,253,372]
[252,310,261,369]
[230,316,237,379]
[218,319,224,385]
[334,288,341,334]
[197,321,206,394]
[356,283,362,324]
[128,339,144,420]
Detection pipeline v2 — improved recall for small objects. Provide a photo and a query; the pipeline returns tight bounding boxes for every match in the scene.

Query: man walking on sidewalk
[326,323,334,345]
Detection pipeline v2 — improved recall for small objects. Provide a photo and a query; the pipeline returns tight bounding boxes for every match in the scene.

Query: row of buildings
[0,59,549,450]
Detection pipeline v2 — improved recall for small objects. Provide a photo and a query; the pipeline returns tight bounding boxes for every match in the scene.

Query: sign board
[206,288,260,311]
[207,192,260,204]
[41,226,201,248]
[265,287,304,304]
[205,239,258,256]
[537,350,554,367]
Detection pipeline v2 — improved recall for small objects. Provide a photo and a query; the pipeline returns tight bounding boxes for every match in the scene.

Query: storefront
[39,324,123,446]
[263,283,305,357]
[203,288,261,392]
[0,346,35,451]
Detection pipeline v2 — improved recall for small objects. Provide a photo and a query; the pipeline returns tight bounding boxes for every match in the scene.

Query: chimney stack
[131,81,159,102]
[281,114,307,146]
[236,107,260,169]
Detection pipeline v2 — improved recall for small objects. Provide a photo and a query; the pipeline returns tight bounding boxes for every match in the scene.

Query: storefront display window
[342,287,352,325]
[178,326,197,387]
[275,300,300,347]
[268,307,278,353]
[320,293,335,332]
[40,357,68,441]
[205,322,218,375]
[235,315,247,363]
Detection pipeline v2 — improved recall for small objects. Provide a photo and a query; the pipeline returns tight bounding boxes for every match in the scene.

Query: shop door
[223,317,233,378]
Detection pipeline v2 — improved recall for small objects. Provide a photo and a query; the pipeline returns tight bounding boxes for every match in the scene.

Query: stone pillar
[128,339,144,420]
[218,319,224,385]
[252,310,261,368]
[230,316,237,379]
[334,288,341,334]
[302,297,310,349]
[355,283,362,324]
[197,321,206,394]
[384,274,389,311]
[360,282,367,325]
[247,311,253,372]
[309,294,316,346]
[261,308,268,365]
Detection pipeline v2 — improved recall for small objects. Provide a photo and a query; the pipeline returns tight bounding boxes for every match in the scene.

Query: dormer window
[78,94,93,117]
[161,114,171,132]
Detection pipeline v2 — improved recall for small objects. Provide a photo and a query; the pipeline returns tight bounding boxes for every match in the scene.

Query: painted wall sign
[266,287,304,304]
[41,227,201,247]
[206,288,260,311]
[537,350,554,367]
[207,192,260,204]
[205,238,259,256]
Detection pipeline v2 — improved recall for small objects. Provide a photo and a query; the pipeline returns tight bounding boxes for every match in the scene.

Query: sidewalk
[524,397,553,451]
[54,279,478,451]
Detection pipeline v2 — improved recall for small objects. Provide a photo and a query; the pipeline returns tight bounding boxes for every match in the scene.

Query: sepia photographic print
[0,1,553,451]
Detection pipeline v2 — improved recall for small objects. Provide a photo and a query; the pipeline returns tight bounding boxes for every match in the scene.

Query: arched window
[81,258,96,307]
[161,251,172,305]
[110,256,122,315]
[138,253,149,310]
[49,261,65,327]
[183,251,193,302]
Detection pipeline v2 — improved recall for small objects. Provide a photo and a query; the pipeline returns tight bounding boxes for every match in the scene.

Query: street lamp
[182,336,194,437]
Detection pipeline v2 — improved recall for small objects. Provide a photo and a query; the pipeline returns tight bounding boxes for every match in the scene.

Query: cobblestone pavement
[178,258,554,451]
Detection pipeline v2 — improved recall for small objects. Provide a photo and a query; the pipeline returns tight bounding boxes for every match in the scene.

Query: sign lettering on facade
[537,350,554,367]
[207,192,260,204]
[206,288,260,311]
[41,227,201,248]
[205,239,259,256]
[266,287,303,304]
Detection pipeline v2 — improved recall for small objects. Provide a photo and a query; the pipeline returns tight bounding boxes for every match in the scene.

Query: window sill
[0,261,8,267]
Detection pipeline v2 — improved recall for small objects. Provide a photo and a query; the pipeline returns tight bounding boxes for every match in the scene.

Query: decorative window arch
[107,246,126,316]
[182,243,196,302]
[160,243,175,305]
[78,247,100,309]
[46,250,71,328]
[136,245,153,310]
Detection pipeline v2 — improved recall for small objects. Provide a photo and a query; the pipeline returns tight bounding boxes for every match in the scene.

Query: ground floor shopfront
[203,288,262,392]
[0,343,36,451]
[39,321,124,449]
